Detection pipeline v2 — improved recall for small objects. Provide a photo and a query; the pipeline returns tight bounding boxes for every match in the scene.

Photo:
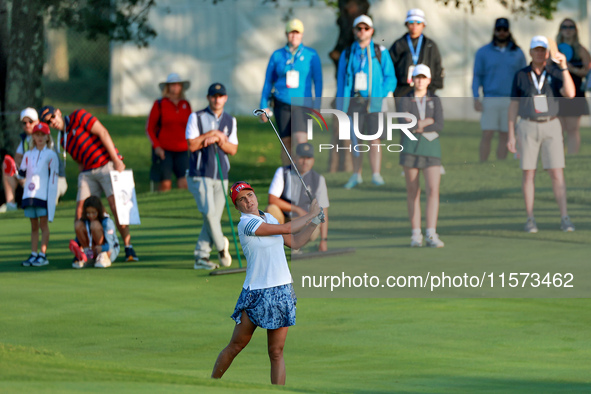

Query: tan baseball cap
[286,19,304,33]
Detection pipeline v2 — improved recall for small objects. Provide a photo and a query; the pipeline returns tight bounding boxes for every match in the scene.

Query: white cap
[405,8,426,25]
[412,64,431,79]
[353,15,373,28]
[530,35,549,49]
[20,107,38,121]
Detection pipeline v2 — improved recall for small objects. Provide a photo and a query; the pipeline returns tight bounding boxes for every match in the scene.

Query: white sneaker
[72,260,89,269]
[426,234,445,248]
[31,255,49,267]
[194,257,219,270]
[410,234,423,247]
[94,252,112,268]
[218,237,232,267]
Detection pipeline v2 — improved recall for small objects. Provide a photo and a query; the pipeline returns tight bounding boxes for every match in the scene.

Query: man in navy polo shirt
[507,36,575,233]
[186,83,238,269]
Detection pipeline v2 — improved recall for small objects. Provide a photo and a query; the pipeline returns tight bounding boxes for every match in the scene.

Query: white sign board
[110,170,141,225]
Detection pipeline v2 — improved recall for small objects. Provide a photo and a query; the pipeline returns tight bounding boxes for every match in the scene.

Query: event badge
[533,95,548,113]
[286,70,300,89]
[355,71,368,91]
[407,65,415,86]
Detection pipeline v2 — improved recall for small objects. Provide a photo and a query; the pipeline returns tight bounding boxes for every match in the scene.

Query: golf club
[252,108,314,203]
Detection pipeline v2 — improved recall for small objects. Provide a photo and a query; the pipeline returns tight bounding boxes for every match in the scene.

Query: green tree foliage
[436,0,562,20]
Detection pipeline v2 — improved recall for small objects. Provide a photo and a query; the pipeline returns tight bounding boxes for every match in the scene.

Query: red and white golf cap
[231,181,254,205]
[33,122,51,135]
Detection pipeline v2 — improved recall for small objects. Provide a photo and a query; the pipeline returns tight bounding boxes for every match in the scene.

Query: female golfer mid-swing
[211,181,323,385]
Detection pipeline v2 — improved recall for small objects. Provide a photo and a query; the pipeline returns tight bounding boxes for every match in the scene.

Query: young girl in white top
[211,181,323,385]
[18,123,59,267]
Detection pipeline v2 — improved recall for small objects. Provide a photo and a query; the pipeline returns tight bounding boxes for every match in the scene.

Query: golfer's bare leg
[547,168,568,217]
[352,154,363,177]
[404,167,421,230]
[75,200,84,220]
[424,165,441,230]
[293,131,307,145]
[212,311,256,379]
[39,216,49,254]
[267,326,289,385]
[90,220,105,247]
[497,132,508,160]
[107,194,131,247]
[369,138,382,175]
[522,170,536,218]
[479,130,495,162]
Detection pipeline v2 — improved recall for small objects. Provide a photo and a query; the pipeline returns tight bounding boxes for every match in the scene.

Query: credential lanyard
[530,70,546,94]
[286,45,302,70]
[406,34,424,65]
[416,96,427,120]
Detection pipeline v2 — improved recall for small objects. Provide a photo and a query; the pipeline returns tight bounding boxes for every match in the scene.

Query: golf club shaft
[253,109,314,203]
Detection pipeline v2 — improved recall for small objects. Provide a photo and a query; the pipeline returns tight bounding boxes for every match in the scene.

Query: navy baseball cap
[39,105,56,123]
[495,18,510,29]
[296,143,314,158]
[208,83,227,96]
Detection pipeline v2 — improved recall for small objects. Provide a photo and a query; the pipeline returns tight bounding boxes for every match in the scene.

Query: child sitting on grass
[19,123,59,267]
[70,196,120,269]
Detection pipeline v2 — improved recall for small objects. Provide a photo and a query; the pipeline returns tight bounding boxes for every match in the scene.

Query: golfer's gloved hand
[312,207,325,225]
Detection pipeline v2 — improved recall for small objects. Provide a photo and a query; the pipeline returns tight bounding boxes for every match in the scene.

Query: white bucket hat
[159,73,191,91]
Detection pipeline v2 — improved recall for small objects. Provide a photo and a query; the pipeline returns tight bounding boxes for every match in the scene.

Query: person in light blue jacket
[259,18,323,164]
[336,15,397,189]
[472,18,526,162]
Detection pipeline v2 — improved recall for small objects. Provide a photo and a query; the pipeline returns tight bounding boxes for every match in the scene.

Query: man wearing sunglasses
[337,14,397,189]
[40,105,139,261]
[473,18,526,162]
[389,9,444,99]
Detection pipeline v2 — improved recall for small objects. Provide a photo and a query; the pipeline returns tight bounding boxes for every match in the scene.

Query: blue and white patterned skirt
[231,283,297,329]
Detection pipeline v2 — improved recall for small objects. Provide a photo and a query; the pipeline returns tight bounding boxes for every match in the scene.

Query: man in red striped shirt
[40,106,138,262]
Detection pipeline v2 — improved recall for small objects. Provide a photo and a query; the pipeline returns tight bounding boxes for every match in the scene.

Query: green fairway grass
[1,114,590,392]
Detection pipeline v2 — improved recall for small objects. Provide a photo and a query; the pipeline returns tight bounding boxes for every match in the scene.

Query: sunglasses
[42,114,56,124]
[561,25,576,30]
[21,120,35,125]
[407,21,423,25]
[495,27,509,32]
[355,26,371,31]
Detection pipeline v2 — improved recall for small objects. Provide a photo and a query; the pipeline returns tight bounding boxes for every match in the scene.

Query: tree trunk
[5,0,45,150]
[0,0,10,151]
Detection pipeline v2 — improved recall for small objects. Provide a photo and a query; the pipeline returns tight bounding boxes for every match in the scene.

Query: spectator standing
[18,123,59,267]
[473,18,526,162]
[186,83,238,270]
[556,18,590,154]
[507,36,576,233]
[40,105,139,261]
[266,143,329,252]
[337,15,397,189]
[259,18,323,164]
[398,65,445,248]
[146,73,192,192]
[390,9,444,99]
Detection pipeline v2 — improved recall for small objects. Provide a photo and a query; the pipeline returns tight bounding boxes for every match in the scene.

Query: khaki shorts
[517,118,565,170]
[481,97,510,132]
[77,162,115,201]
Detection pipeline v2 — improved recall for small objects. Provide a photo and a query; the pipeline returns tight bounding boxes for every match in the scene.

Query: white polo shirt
[238,210,292,290]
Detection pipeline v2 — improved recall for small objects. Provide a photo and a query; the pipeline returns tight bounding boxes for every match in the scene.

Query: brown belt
[523,116,557,123]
